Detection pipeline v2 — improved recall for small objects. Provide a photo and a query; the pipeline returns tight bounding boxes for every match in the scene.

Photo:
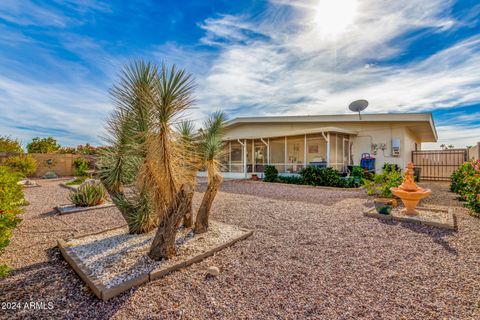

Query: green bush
[382,163,400,173]
[351,166,364,179]
[73,157,89,176]
[338,176,362,188]
[0,166,24,277]
[4,155,37,177]
[263,165,278,182]
[363,165,403,198]
[27,137,61,153]
[277,175,303,185]
[0,136,23,153]
[450,160,480,217]
[300,167,340,187]
[69,181,106,207]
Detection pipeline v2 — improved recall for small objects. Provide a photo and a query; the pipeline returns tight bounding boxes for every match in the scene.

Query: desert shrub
[450,161,476,194]
[69,181,106,207]
[300,167,340,187]
[0,136,23,153]
[27,137,61,153]
[57,147,76,154]
[76,143,105,155]
[363,168,403,198]
[73,157,89,176]
[450,160,480,216]
[66,176,87,186]
[277,175,303,185]
[4,155,37,177]
[263,165,278,182]
[0,166,24,276]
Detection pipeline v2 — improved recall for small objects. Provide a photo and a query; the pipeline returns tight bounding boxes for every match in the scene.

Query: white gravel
[66,221,247,289]
[0,179,479,319]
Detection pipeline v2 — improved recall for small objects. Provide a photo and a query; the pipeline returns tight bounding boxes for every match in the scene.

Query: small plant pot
[391,198,398,208]
[374,198,393,215]
[251,174,259,181]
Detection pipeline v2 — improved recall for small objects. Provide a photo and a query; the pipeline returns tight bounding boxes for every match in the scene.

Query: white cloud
[0,0,478,149]
[0,76,110,146]
[182,0,480,148]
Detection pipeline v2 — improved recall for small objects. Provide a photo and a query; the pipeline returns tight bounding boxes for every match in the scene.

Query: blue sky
[0,0,479,149]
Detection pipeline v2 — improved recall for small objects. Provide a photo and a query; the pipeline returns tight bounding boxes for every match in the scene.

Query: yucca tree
[99,61,158,234]
[194,111,227,234]
[176,120,199,228]
[145,64,198,260]
[99,61,199,261]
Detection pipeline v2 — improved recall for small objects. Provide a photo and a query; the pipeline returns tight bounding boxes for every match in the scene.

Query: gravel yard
[1,179,479,319]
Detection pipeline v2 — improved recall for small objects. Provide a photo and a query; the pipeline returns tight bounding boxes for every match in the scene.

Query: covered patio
[220,127,357,178]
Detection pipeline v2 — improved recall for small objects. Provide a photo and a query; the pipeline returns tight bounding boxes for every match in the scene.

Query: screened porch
[220,128,355,175]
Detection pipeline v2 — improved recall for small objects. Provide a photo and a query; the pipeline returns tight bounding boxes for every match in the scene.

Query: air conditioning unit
[392,138,400,156]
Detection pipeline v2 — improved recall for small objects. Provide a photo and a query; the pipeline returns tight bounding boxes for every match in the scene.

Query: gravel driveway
[0,179,479,319]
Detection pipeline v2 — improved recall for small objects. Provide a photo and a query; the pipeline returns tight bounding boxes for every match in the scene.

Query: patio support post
[326,133,330,167]
[284,136,287,173]
[245,139,248,175]
[260,138,269,164]
[252,139,255,173]
[228,141,231,173]
[237,139,247,177]
[304,134,307,168]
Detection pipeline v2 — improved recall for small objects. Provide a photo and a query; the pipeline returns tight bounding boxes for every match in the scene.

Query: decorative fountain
[390,162,431,215]
[365,162,455,230]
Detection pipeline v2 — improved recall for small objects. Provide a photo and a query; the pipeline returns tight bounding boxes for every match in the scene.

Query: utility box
[392,138,400,156]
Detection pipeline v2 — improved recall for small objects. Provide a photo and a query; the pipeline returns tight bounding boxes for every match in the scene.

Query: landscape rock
[207,266,220,277]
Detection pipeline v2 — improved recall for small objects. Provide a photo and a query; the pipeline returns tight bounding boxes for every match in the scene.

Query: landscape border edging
[55,202,116,215]
[363,206,457,230]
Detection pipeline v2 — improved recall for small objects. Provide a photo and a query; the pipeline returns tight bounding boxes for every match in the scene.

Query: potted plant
[364,165,403,214]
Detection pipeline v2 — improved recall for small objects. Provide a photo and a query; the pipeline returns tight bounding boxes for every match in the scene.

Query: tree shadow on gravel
[379,219,458,255]
[0,247,137,320]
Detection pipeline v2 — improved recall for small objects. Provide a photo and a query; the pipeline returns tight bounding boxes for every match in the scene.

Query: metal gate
[412,149,467,181]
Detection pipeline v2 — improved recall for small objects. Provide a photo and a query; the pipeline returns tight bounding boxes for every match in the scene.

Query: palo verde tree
[194,111,227,234]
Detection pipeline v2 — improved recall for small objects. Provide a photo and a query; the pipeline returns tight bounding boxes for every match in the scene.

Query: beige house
[212,113,437,179]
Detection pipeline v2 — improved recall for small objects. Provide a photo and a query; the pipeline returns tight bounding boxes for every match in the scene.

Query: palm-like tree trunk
[194,173,222,234]
[182,189,194,228]
[149,186,193,260]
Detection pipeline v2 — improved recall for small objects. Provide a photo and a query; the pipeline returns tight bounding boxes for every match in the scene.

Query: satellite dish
[348,99,369,119]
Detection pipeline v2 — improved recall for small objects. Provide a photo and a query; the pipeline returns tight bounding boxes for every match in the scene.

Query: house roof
[225,126,358,140]
[224,112,438,142]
